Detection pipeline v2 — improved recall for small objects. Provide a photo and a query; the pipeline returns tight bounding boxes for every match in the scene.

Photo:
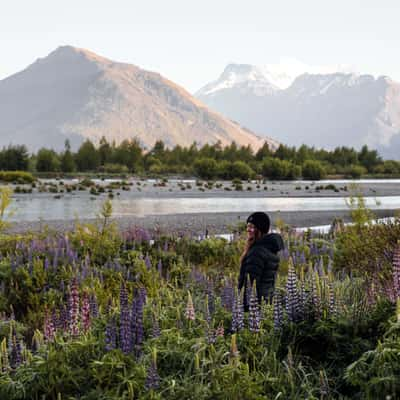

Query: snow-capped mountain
[0,47,278,152]
[197,63,400,159]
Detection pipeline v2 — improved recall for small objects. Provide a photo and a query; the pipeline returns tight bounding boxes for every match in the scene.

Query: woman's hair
[240,226,263,263]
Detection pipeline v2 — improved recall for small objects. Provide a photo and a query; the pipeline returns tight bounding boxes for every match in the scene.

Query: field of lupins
[0,201,400,399]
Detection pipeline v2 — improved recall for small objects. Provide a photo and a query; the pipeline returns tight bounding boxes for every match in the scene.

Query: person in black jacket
[238,212,284,307]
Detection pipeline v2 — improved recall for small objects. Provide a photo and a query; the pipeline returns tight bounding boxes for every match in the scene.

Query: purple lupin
[273,290,284,331]
[119,283,132,354]
[248,283,261,333]
[81,291,91,333]
[145,349,160,391]
[68,277,80,337]
[285,260,299,322]
[105,317,117,351]
[393,245,400,299]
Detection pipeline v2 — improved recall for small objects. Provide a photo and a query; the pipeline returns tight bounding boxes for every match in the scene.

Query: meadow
[0,195,399,399]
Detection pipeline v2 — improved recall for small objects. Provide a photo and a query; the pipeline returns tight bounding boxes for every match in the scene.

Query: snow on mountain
[196,59,356,97]
[197,66,400,159]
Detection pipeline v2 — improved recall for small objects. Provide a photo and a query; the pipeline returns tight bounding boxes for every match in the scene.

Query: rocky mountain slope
[0,47,278,152]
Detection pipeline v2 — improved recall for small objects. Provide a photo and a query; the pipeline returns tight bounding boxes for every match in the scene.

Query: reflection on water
[7,195,400,222]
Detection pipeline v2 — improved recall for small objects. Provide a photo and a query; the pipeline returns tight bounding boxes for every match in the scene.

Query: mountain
[0,47,278,152]
[196,64,400,159]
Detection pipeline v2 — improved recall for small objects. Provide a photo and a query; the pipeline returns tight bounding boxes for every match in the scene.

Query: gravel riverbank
[6,209,398,237]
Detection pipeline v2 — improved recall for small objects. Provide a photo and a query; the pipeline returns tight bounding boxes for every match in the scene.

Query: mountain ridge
[0,46,278,152]
[197,64,400,159]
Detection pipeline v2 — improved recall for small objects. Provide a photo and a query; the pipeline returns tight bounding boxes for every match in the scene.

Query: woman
[238,212,284,306]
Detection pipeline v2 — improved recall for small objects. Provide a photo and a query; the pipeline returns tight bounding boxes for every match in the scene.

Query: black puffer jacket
[238,233,284,304]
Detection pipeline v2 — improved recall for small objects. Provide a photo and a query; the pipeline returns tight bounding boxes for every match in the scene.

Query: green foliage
[75,140,100,171]
[0,171,35,184]
[36,148,61,172]
[0,186,13,233]
[193,158,218,180]
[0,145,29,171]
[302,160,326,180]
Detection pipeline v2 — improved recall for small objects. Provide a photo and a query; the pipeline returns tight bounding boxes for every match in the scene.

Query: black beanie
[246,212,270,233]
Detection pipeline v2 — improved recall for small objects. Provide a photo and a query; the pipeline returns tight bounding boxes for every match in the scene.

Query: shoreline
[6,209,398,236]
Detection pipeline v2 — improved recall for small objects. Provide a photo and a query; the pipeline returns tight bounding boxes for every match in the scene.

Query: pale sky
[1,0,400,92]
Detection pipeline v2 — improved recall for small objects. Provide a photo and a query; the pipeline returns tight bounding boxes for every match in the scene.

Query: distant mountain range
[196,63,400,159]
[0,47,277,152]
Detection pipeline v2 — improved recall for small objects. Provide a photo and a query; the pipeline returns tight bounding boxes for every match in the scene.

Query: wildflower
[89,293,99,318]
[222,279,234,312]
[273,290,284,331]
[44,307,55,341]
[144,254,152,269]
[248,284,261,333]
[215,321,225,337]
[185,291,195,321]
[119,283,132,354]
[145,349,160,391]
[285,259,299,322]
[229,334,240,365]
[68,277,80,337]
[231,289,244,332]
[81,291,91,333]
[105,317,117,351]
[393,245,400,299]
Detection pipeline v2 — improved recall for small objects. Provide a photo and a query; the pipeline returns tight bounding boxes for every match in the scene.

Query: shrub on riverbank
[0,171,35,184]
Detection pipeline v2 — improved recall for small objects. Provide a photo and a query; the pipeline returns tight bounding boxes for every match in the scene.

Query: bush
[0,171,35,184]
[302,160,326,180]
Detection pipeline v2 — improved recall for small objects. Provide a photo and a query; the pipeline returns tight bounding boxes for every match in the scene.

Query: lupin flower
[1,338,9,373]
[105,317,117,351]
[89,293,99,318]
[68,277,80,337]
[328,283,337,317]
[119,283,132,354]
[229,334,240,365]
[10,330,22,369]
[215,321,225,337]
[151,313,161,338]
[81,291,91,333]
[185,291,195,321]
[157,260,162,275]
[273,290,284,331]
[44,308,56,341]
[248,284,261,333]
[231,289,244,333]
[206,278,215,316]
[285,259,300,322]
[133,288,146,354]
[145,348,160,391]
[144,254,152,270]
[222,279,234,312]
[311,272,322,320]
[392,245,400,299]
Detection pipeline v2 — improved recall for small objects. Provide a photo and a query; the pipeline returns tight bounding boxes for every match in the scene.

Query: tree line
[0,137,399,180]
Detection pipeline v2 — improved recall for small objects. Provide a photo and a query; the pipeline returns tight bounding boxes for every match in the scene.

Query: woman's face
[246,222,256,240]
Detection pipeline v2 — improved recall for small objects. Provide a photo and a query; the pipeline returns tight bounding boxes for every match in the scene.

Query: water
[7,194,400,222]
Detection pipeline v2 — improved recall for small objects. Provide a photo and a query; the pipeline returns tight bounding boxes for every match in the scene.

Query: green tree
[261,158,293,179]
[193,157,218,179]
[358,145,381,172]
[230,160,254,180]
[98,136,113,166]
[36,148,60,172]
[75,140,100,171]
[112,139,143,172]
[0,145,29,171]
[255,142,272,161]
[60,140,76,173]
[302,160,326,180]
